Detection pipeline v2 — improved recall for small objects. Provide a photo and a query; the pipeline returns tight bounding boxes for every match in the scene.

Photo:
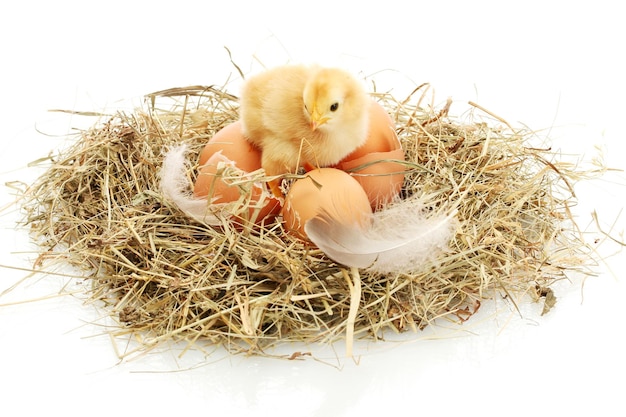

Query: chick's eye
[330,102,339,112]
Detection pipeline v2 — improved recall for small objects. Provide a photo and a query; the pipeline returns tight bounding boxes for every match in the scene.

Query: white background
[1,1,625,416]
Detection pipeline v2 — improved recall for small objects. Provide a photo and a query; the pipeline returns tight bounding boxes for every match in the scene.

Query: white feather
[304,197,457,274]
[160,145,224,226]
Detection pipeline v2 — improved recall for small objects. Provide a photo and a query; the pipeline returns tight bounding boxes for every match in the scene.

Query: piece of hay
[18,82,598,359]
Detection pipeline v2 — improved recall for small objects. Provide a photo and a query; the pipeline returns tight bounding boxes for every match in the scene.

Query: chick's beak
[309,105,328,131]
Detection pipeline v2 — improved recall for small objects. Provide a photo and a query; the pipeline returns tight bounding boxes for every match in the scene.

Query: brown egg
[333,100,405,209]
[194,121,281,225]
[282,168,372,240]
[197,122,261,170]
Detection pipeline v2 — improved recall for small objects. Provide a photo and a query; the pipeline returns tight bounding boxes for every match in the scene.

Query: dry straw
[19,82,598,359]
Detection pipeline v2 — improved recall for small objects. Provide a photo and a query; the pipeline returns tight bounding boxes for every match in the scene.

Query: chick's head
[302,68,367,132]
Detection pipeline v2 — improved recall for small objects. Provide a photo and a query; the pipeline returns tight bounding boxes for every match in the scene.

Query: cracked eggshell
[334,100,405,209]
[194,121,281,225]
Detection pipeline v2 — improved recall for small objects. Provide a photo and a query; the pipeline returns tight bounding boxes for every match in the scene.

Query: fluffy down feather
[304,197,457,274]
[160,145,226,226]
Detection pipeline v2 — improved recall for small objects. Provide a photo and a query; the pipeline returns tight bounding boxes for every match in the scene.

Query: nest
[21,82,595,359]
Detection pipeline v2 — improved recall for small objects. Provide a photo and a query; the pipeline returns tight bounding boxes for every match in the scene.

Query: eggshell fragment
[282,168,372,240]
[194,121,281,225]
[197,121,261,171]
[334,100,405,209]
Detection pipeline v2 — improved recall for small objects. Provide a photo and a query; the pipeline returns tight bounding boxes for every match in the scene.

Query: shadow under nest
[21,83,593,359]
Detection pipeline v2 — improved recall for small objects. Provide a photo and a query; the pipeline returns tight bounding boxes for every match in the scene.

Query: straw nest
[21,82,595,359]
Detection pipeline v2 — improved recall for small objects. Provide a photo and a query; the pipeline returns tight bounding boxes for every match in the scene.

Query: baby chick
[239,64,370,196]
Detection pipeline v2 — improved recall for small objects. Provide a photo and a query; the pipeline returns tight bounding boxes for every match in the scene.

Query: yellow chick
[239,64,370,196]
